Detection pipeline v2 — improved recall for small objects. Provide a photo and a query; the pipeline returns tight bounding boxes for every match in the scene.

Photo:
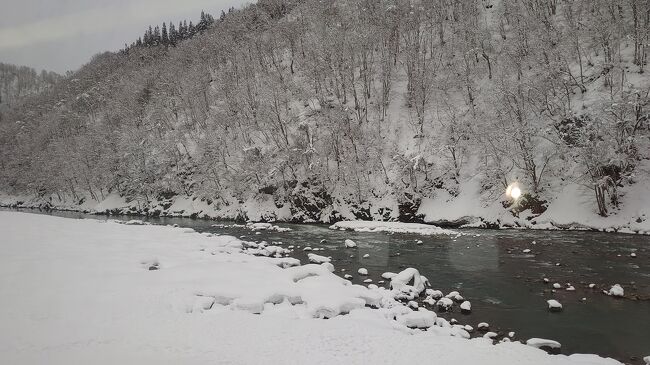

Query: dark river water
[5,209,649,364]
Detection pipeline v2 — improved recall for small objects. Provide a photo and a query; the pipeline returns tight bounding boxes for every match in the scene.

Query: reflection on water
[447,236,500,272]
[5,208,649,364]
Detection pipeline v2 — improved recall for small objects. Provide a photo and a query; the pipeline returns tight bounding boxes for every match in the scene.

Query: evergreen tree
[220,10,226,20]
[197,11,206,32]
[153,25,161,46]
[188,21,196,37]
[161,22,169,46]
[178,21,187,41]
[169,23,177,46]
[197,11,214,31]
[144,26,153,46]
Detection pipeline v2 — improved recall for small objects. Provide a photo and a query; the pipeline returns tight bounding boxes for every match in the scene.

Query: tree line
[126,10,217,49]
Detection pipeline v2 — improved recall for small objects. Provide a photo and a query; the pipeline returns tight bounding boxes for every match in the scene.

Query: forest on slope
[0,63,61,107]
[0,0,649,228]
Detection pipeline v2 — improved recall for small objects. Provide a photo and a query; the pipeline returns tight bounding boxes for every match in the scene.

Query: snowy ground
[0,211,628,365]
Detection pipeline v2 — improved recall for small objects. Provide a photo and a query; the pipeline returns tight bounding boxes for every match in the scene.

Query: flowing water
[5,209,649,364]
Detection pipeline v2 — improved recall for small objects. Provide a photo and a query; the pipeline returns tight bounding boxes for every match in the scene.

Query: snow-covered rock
[523,249,531,253]
[423,297,436,306]
[445,291,464,302]
[358,268,368,275]
[420,275,431,288]
[547,299,563,312]
[526,338,561,349]
[484,332,498,339]
[344,239,357,248]
[553,283,562,289]
[477,322,489,331]
[436,297,454,311]
[390,268,426,295]
[362,253,370,258]
[452,327,471,339]
[435,317,451,328]
[397,309,437,328]
[460,301,471,313]
[308,253,331,264]
[426,289,444,299]
[246,222,291,232]
[381,272,397,280]
[446,291,459,298]
[608,284,624,297]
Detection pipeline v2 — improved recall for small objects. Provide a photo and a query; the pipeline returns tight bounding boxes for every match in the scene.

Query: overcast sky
[0,0,248,74]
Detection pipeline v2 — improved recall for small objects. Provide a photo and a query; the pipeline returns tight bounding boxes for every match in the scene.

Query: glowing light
[510,186,522,199]
[506,182,523,200]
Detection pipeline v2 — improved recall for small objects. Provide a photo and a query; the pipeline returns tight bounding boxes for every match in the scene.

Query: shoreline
[0,210,644,365]
[1,200,648,236]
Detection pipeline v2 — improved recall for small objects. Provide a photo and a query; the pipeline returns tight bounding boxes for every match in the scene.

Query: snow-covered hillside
[0,62,60,107]
[0,0,648,230]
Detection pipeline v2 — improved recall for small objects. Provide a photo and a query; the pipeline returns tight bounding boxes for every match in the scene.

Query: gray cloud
[0,0,248,73]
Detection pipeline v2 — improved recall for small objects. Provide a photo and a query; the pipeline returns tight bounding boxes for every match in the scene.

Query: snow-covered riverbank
[1,181,648,235]
[0,211,630,364]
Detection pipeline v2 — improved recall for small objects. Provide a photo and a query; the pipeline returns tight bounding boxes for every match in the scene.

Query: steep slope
[1,0,648,232]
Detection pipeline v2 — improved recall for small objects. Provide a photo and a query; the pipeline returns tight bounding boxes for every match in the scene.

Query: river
[6,208,649,364]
